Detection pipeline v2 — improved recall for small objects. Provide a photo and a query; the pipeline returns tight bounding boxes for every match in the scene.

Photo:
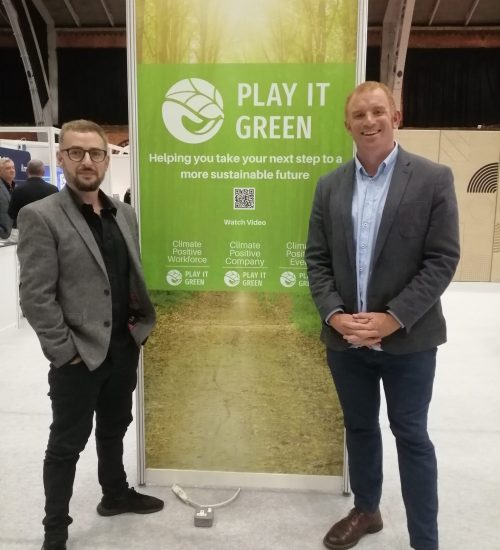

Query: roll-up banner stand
[127,0,368,491]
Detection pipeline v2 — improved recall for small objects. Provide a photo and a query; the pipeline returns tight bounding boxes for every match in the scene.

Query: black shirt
[71,188,131,339]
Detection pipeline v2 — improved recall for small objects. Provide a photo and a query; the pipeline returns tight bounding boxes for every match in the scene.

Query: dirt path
[144,291,344,475]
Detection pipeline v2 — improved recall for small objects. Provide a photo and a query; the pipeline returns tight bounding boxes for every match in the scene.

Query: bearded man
[17,119,163,550]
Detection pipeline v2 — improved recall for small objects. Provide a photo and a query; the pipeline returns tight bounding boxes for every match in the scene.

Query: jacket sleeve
[305,176,345,321]
[17,205,78,366]
[386,165,460,331]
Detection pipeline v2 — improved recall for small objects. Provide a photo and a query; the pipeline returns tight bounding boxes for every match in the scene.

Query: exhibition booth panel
[396,129,500,282]
[0,126,130,201]
[0,243,19,332]
[127,0,364,492]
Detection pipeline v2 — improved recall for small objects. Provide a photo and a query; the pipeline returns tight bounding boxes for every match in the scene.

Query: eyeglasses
[61,147,108,163]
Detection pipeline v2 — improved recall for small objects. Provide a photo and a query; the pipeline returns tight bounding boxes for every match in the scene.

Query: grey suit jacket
[305,147,460,354]
[17,186,156,369]
[0,179,13,238]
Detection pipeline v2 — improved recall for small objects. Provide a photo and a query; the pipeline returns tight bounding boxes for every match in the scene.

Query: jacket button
[104,321,111,327]
[104,289,110,295]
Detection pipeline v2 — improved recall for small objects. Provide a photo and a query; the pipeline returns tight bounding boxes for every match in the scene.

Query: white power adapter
[194,507,214,527]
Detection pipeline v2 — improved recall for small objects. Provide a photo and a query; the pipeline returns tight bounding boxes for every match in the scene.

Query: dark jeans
[327,347,438,550]
[43,335,140,542]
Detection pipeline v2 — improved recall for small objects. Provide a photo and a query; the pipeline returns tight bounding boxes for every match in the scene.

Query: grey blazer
[17,186,156,369]
[305,147,460,354]
[0,179,13,238]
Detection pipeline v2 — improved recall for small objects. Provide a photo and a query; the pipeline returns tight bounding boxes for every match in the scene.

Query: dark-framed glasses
[61,147,108,162]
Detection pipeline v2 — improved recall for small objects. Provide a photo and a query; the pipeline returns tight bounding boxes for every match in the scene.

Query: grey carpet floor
[1,282,499,549]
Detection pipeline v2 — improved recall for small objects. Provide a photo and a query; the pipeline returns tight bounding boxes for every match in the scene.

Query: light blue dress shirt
[349,144,400,350]
[353,144,399,308]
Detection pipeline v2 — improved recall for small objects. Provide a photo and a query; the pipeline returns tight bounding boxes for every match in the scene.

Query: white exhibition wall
[0,129,130,201]
[0,244,19,332]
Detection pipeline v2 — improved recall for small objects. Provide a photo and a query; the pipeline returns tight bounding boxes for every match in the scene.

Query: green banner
[138,64,354,291]
[133,0,360,477]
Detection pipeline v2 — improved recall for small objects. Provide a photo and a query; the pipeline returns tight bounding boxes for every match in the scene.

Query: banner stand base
[143,468,342,493]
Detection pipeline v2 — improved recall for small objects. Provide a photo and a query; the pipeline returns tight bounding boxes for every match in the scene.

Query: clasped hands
[328,312,400,348]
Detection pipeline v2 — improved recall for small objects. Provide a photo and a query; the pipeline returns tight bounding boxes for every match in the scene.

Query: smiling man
[17,120,162,550]
[305,82,460,550]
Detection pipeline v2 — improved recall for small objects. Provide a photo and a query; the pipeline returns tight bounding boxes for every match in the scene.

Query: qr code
[233,187,255,210]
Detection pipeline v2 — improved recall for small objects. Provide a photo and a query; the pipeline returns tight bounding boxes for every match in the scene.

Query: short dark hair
[27,159,45,177]
[59,119,108,149]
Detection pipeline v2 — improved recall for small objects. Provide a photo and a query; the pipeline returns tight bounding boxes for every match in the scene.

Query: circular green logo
[162,78,224,144]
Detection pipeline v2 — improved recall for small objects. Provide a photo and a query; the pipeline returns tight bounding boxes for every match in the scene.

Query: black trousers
[43,335,140,541]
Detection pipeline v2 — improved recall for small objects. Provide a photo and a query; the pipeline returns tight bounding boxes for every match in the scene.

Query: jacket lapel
[0,181,10,201]
[372,148,412,267]
[59,186,108,275]
[339,161,356,271]
[114,207,141,270]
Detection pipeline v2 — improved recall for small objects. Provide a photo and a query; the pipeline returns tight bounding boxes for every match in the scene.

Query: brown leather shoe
[323,507,383,549]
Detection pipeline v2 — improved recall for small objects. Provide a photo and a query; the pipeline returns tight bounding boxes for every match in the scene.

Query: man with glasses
[17,120,163,550]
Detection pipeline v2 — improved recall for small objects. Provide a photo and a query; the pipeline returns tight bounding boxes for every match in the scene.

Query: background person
[17,119,162,550]
[305,81,460,550]
[8,159,58,227]
[0,156,16,239]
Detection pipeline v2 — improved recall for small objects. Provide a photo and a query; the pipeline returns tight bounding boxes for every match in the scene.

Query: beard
[69,170,104,192]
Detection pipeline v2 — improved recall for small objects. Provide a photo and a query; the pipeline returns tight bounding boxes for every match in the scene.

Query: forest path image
[143,291,344,475]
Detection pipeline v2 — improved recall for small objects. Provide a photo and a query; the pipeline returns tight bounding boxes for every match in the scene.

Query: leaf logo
[162,78,224,144]
[280,271,296,288]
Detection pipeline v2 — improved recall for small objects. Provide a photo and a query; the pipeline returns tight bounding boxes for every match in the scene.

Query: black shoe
[96,487,164,516]
[41,542,66,550]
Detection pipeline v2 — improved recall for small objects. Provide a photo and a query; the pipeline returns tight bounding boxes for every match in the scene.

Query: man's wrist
[386,310,404,328]
[325,308,344,326]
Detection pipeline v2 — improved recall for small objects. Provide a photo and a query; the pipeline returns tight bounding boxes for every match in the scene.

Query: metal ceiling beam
[62,0,80,27]
[20,0,52,124]
[31,0,58,124]
[99,0,115,27]
[56,29,125,48]
[380,0,416,113]
[465,0,481,26]
[1,0,51,125]
[368,26,500,49]
[428,0,442,26]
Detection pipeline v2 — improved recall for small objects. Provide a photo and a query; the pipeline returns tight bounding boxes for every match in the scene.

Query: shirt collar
[355,142,399,179]
[66,186,117,216]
